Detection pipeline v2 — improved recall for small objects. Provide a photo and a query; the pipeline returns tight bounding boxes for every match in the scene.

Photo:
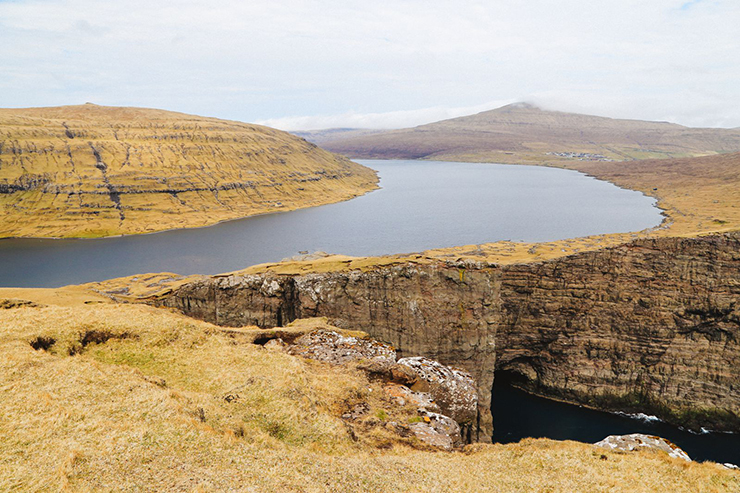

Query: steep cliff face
[496,234,740,431]
[157,233,740,440]
[163,262,499,442]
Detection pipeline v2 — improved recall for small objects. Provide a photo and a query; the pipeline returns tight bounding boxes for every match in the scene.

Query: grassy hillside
[1,294,738,492]
[319,103,740,163]
[0,104,378,238]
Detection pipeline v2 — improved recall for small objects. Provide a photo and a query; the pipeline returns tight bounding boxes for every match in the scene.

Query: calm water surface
[492,378,740,464]
[0,159,662,287]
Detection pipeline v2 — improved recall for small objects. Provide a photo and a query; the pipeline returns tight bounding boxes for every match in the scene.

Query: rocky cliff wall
[156,233,740,441]
[161,262,499,442]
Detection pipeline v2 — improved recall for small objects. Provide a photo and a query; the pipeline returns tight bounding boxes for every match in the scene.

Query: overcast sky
[1,0,739,130]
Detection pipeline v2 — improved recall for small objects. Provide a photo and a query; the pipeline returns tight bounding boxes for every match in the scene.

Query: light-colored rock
[595,434,691,461]
[341,402,370,421]
[263,338,286,350]
[383,383,441,413]
[288,329,396,371]
[409,412,462,451]
[394,356,477,424]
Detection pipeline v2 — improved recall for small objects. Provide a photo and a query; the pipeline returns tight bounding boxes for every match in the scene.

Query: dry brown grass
[2,301,739,492]
[321,103,740,163]
[0,104,378,238]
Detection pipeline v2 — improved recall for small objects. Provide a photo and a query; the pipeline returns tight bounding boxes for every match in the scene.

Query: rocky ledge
[595,433,691,461]
[156,232,740,442]
[272,328,477,450]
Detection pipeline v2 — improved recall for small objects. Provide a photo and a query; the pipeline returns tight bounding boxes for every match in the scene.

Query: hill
[318,103,740,164]
[0,104,378,238]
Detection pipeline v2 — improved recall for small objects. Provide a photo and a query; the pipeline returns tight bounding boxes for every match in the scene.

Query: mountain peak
[499,102,540,111]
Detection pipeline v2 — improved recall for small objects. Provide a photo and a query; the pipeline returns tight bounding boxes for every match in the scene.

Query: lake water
[0,159,662,288]
[492,375,740,464]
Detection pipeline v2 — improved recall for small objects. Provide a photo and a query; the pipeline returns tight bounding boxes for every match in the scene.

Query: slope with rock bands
[0,104,378,238]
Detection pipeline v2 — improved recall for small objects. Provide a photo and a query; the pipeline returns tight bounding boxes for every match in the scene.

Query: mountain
[0,104,377,238]
[292,128,387,145]
[317,102,740,163]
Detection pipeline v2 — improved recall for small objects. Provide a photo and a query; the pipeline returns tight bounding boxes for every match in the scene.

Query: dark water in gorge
[491,376,740,464]
[0,159,662,288]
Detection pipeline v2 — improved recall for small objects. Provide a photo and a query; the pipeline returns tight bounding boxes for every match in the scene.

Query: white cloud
[1,0,739,128]
[256,99,515,130]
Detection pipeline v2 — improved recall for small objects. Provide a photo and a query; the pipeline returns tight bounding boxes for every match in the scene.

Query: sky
[1,0,739,130]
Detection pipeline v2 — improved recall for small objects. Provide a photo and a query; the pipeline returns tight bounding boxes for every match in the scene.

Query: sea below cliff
[492,376,740,464]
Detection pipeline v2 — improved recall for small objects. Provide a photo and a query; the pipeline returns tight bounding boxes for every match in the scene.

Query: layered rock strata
[0,104,378,238]
[156,232,740,441]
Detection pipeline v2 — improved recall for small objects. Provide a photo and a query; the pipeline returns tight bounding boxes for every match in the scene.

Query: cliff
[0,104,378,238]
[156,232,740,441]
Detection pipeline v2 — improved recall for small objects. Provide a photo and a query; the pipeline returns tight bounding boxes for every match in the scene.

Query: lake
[0,159,662,288]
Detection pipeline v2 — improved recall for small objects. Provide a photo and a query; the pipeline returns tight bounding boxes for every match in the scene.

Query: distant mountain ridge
[293,128,387,145]
[316,103,740,163]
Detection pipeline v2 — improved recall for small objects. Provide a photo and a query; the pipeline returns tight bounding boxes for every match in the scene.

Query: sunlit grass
[1,301,738,491]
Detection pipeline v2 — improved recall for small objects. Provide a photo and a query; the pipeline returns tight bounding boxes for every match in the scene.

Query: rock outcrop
[287,329,396,374]
[156,232,740,441]
[383,383,440,413]
[279,328,473,450]
[595,434,691,461]
[393,357,478,428]
[409,412,462,451]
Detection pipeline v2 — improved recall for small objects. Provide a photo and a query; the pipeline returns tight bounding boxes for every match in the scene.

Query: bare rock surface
[283,327,475,450]
[409,412,462,451]
[263,338,286,350]
[394,356,478,425]
[595,433,691,461]
[383,383,441,413]
[288,329,396,371]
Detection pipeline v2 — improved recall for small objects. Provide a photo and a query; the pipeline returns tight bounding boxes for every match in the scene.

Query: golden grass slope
[2,298,738,492]
[0,104,378,238]
[319,102,740,163]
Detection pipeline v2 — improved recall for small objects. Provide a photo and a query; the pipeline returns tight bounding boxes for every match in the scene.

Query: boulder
[263,337,286,350]
[409,412,462,451]
[288,329,396,372]
[393,356,477,424]
[594,434,691,461]
[383,383,441,413]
